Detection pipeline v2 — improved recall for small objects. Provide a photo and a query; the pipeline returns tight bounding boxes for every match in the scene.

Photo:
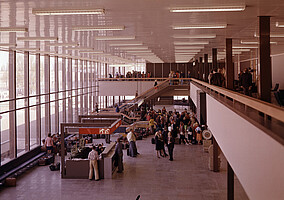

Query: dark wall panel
[163,63,170,77]
[170,63,177,72]
[155,63,162,77]
[146,63,154,77]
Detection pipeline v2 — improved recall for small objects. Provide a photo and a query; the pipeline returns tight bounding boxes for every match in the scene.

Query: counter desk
[64,142,117,179]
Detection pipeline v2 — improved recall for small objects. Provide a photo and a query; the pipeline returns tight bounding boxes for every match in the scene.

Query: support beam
[259,16,272,103]
[195,59,198,79]
[213,137,219,172]
[199,57,203,80]
[204,54,209,82]
[212,48,217,71]
[226,38,234,90]
[24,51,30,151]
[228,162,234,200]
[54,56,59,133]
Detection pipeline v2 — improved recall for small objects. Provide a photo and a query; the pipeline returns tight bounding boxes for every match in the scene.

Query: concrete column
[45,55,50,134]
[226,38,234,90]
[259,16,272,103]
[199,57,203,80]
[212,48,217,71]
[204,54,209,82]
[228,162,234,200]
[213,137,220,172]
[35,54,41,142]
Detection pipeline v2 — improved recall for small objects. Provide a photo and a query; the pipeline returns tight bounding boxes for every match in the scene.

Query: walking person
[167,131,175,161]
[115,138,124,173]
[239,68,253,96]
[127,128,137,157]
[88,146,100,181]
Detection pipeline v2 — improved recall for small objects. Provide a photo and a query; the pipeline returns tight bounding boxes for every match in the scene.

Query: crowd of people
[143,106,203,161]
[109,71,152,79]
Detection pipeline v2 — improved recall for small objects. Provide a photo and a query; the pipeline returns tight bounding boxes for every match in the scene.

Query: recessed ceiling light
[0,27,28,32]
[175,46,204,50]
[65,47,94,51]
[254,32,284,38]
[47,42,79,46]
[13,48,40,51]
[109,64,134,67]
[109,42,143,46]
[174,41,209,45]
[17,37,58,41]
[73,26,125,31]
[119,46,149,50]
[241,40,277,45]
[32,8,105,15]
[79,50,104,53]
[276,22,284,28]
[94,36,135,40]
[173,34,216,39]
[0,43,17,47]
[233,46,258,49]
[172,24,227,29]
[125,50,152,53]
[170,5,245,13]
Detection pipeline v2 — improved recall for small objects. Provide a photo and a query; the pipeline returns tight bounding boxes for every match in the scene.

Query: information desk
[65,142,117,179]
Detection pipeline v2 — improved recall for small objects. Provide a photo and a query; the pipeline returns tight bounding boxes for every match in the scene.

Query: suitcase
[49,164,56,171]
[38,157,47,166]
[151,138,155,144]
[127,148,129,156]
[5,178,16,187]
[49,162,60,171]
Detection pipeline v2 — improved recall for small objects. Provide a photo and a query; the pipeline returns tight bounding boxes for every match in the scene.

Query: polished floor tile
[0,134,249,200]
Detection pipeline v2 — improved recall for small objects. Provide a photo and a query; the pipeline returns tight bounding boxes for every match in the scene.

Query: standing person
[167,131,175,161]
[211,68,225,87]
[208,70,214,84]
[240,68,253,96]
[127,128,137,157]
[115,138,124,173]
[95,102,99,113]
[45,133,54,154]
[88,146,100,181]
[169,71,174,85]
[115,104,120,113]
[155,130,164,158]
[180,71,185,85]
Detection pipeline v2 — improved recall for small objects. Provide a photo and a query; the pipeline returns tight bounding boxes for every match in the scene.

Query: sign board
[79,119,121,134]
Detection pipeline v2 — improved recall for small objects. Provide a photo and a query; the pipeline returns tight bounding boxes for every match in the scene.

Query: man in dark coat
[211,68,225,87]
[239,68,253,96]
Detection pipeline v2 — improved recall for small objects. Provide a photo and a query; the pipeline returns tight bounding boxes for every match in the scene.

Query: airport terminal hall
[0,0,284,200]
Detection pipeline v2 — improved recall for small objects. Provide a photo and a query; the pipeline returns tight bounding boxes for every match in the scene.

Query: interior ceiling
[1,0,284,64]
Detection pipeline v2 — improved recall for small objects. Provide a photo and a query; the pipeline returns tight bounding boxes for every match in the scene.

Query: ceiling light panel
[119,46,148,50]
[173,34,216,39]
[73,26,124,31]
[79,50,104,54]
[241,40,277,45]
[172,24,227,29]
[17,37,58,41]
[170,5,245,13]
[175,46,204,49]
[276,22,284,28]
[65,47,94,51]
[0,27,28,32]
[0,43,17,47]
[47,42,79,46]
[174,41,209,45]
[109,42,143,46]
[94,36,135,41]
[233,46,258,49]
[32,8,105,15]
[254,33,284,38]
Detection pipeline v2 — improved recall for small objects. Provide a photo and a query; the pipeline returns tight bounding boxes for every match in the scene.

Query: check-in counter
[65,142,117,179]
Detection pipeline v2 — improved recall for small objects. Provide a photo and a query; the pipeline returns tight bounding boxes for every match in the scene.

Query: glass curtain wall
[0,49,97,166]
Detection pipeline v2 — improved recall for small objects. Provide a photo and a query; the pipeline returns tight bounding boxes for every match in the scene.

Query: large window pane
[0,51,9,101]
[0,113,10,165]
[16,108,26,156]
